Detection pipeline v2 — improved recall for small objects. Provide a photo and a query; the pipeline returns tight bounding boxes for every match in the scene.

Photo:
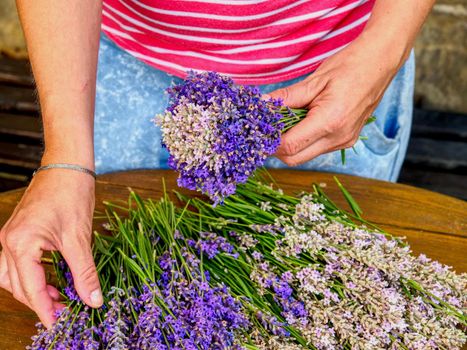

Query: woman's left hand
[268,32,410,167]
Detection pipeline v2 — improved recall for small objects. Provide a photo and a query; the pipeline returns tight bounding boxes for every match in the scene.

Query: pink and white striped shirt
[102,0,375,84]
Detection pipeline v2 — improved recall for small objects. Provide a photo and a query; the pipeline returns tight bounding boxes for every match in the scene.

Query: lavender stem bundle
[29,173,466,350]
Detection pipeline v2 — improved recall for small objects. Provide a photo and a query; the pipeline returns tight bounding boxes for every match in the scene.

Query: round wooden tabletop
[0,169,466,349]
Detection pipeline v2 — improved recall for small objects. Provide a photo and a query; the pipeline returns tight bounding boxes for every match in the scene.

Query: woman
[0,0,434,328]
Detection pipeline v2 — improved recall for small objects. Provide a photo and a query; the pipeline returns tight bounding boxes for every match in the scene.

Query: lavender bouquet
[155,71,306,205]
[156,72,375,204]
[29,174,466,350]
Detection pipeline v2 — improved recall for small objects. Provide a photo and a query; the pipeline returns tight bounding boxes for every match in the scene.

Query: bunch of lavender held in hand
[156,71,375,204]
[29,175,466,349]
[156,71,307,204]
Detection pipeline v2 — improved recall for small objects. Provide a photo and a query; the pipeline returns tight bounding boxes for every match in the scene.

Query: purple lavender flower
[28,307,99,350]
[57,259,81,303]
[101,287,132,349]
[156,71,286,204]
[252,251,263,261]
[31,250,249,350]
[133,249,249,349]
[255,311,290,337]
[188,231,235,259]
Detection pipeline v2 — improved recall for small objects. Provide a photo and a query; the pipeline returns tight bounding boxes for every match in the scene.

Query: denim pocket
[360,120,400,156]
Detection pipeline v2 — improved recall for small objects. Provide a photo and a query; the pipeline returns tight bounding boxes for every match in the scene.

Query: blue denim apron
[95,34,415,182]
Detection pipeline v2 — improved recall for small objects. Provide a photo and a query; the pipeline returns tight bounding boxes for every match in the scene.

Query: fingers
[46,284,61,301]
[268,77,327,108]
[0,252,11,292]
[53,301,66,312]
[276,107,328,157]
[15,248,57,328]
[1,236,63,328]
[62,237,102,308]
[277,118,363,166]
[275,99,366,166]
[277,137,333,167]
[5,251,32,308]
[2,250,62,301]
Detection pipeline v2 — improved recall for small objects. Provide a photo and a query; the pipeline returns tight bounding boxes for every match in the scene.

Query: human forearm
[357,0,435,69]
[16,0,103,170]
[270,0,434,166]
[0,1,105,327]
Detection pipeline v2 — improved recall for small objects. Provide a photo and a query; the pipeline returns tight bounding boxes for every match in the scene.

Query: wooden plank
[402,109,467,199]
[404,137,467,170]
[0,56,31,77]
[412,108,467,141]
[0,176,28,193]
[0,158,38,171]
[0,86,38,114]
[0,72,34,88]
[0,112,42,141]
[0,141,43,169]
[399,166,467,200]
[0,85,36,104]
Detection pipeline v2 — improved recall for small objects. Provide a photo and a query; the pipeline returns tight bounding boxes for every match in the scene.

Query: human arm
[269,0,435,165]
[0,0,103,328]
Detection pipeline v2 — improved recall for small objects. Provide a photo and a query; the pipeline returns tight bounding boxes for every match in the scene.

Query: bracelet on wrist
[33,163,97,179]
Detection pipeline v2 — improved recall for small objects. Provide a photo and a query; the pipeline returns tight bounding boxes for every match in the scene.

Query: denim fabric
[95,34,415,182]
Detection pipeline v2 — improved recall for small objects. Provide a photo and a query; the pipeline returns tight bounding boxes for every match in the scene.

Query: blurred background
[0,0,466,199]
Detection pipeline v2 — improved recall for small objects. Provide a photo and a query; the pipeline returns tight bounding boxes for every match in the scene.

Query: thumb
[62,237,102,308]
[267,78,326,109]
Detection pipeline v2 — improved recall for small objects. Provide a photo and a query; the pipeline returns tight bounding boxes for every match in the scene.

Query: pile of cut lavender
[29,174,466,350]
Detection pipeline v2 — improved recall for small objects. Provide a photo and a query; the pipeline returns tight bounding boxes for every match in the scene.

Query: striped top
[102,0,375,84]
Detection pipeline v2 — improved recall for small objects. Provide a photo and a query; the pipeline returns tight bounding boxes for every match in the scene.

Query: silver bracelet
[33,163,97,179]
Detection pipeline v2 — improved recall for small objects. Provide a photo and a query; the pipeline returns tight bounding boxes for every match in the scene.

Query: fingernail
[90,289,103,307]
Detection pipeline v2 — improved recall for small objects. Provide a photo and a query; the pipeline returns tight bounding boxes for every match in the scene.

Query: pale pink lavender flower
[261,194,467,350]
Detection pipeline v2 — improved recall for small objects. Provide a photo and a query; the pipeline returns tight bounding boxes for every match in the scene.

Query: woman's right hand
[0,169,103,328]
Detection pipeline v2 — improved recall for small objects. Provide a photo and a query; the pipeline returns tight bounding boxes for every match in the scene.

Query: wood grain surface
[0,169,466,349]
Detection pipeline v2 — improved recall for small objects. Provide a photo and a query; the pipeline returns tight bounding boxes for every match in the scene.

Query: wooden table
[0,170,466,349]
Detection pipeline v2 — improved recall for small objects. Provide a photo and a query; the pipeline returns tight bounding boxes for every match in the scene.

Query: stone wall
[414,2,467,114]
[0,0,26,58]
[0,0,466,113]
